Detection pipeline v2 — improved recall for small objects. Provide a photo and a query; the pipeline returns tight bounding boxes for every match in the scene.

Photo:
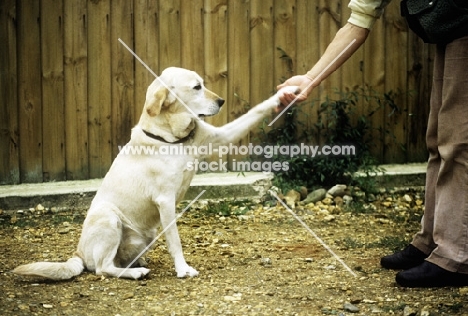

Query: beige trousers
[412,35,468,273]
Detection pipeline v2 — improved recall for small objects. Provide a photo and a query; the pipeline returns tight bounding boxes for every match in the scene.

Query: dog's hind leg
[79,209,150,279]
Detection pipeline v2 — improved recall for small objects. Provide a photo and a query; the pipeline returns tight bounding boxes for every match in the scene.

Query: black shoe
[396,261,468,288]
[380,244,428,270]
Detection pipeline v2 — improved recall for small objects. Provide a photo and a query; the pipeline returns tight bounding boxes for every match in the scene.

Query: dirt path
[1,190,467,315]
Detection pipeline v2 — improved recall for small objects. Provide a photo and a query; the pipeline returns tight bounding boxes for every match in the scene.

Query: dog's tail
[12,256,84,281]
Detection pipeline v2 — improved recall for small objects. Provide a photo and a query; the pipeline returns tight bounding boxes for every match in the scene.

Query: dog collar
[142,129,195,144]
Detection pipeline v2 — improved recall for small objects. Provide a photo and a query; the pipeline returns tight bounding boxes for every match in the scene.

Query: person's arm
[277,0,392,105]
[277,22,369,105]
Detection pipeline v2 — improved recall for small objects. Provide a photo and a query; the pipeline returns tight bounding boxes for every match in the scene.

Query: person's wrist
[304,73,318,88]
[305,73,314,81]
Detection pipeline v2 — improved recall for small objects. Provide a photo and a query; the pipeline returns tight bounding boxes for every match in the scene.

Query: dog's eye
[193,84,202,90]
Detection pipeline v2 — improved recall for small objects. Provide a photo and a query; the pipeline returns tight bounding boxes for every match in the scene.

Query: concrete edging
[0,172,274,210]
[0,163,427,211]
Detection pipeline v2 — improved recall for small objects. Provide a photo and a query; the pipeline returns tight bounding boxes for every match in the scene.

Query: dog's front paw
[277,85,300,99]
[176,265,199,278]
[268,86,300,106]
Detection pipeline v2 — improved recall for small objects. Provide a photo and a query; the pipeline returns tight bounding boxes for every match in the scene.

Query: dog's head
[139,67,225,142]
[144,67,224,118]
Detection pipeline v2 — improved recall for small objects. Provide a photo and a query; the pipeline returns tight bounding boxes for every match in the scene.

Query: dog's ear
[144,85,176,117]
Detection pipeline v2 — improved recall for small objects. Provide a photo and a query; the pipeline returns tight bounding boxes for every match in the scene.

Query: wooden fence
[0,0,434,185]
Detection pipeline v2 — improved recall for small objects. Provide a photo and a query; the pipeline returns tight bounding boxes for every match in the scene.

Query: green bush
[254,86,403,192]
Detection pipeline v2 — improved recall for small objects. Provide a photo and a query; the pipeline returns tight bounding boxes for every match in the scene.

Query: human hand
[276,75,314,107]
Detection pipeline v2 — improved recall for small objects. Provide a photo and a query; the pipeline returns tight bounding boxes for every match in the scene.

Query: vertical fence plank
[64,0,88,180]
[111,0,134,156]
[249,0,275,151]
[271,0,296,137]
[249,1,274,106]
[383,3,408,163]
[406,33,431,162]
[295,0,320,142]
[17,0,42,183]
[274,0,296,84]
[0,0,19,184]
[406,33,423,162]
[134,0,159,124]
[88,0,112,178]
[41,0,66,182]
[181,0,204,74]
[362,13,386,161]
[315,0,341,146]
[203,0,228,165]
[227,0,250,167]
[204,0,228,127]
[159,0,181,70]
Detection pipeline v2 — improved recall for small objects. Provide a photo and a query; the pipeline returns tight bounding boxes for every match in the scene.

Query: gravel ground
[1,188,467,315]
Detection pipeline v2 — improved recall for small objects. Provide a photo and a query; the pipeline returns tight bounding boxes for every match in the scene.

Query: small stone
[403,306,417,316]
[327,184,347,197]
[323,215,335,222]
[334,196,344,207]
[362,299,377,304]
[58,228,70,234]
[403,194,412,202]
[303,189,327,204]
[343,302,359,313]
[36,204,45,211]
[343,195,353,205]
[42,304,53,309]
[354,191,366,198]
[459,287,468,295]
[18,304,29,310]
[298,186,308,200]
[285,189,301,208]
[260,257,272,266]
[420,310,430,316]
[122,292,134,300]
[304,258,314,263]
[318,209,330,216]
[224,294,242,301]
[237,215,249,221]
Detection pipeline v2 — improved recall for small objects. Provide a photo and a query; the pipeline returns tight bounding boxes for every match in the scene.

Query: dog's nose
[217,99,225,107]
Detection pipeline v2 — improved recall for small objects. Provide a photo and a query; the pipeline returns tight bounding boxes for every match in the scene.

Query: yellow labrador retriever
[13,67,298,280]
